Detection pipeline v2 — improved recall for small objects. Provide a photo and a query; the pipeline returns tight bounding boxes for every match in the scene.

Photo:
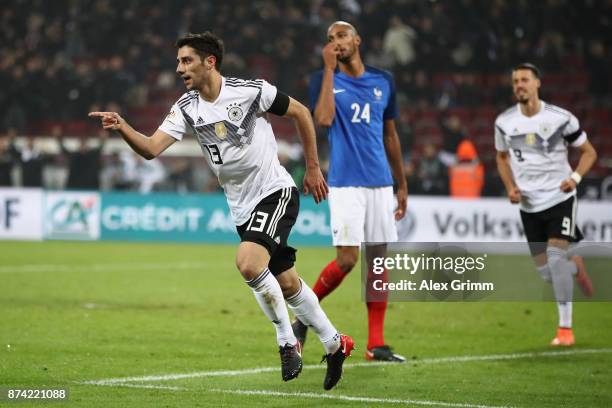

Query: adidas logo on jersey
[197,117,204,125]
[274,236,281,244]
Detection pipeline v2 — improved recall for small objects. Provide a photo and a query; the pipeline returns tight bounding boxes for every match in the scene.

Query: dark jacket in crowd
[60,140,104,190]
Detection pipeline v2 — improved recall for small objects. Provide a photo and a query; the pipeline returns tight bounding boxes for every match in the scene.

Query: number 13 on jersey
[204,144,223,164]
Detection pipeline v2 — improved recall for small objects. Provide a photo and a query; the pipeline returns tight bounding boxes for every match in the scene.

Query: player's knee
[235,256,264,281]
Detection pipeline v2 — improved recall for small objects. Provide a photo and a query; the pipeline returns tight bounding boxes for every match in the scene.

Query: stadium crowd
[1,0,610,195]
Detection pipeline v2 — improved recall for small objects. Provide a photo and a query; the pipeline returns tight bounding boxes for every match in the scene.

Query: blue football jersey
[309,65,397,187]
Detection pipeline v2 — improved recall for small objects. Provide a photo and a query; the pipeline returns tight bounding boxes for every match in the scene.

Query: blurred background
[1,0,611,199]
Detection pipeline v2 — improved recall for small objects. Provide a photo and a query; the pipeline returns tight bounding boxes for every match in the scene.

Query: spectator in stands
[364,36,394,69]
[382,16,417,66]
[419,143,447,195]
[493,74,514,109]
[439,114,465,167]
[449,139,484,198]
[168,158,194,193]
[135,156,166,194]
[102,150,138,191]
[0,136,15,186]
[56,127,107,190]
[585,39,609,104]
[455,74,481,107]
[412,70,434,109]
[9,134,47,187]
[403,159,420,195]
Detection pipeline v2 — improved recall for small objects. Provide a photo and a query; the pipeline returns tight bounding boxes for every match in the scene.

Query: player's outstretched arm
[88,111,175,160]
[496,151,521,203]
[284,97,329,203]
[383,119,407,220]
[560,140,598,192]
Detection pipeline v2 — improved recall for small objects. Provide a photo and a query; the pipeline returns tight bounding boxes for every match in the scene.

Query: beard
[515,93,529,103]
[337,46,355,64]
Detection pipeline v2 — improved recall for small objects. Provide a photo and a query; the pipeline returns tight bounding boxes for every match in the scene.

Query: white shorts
[328,186,398,246]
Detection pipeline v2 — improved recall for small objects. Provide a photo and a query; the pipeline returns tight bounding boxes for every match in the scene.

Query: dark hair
[512,62,541,79]
[176,32,224,70]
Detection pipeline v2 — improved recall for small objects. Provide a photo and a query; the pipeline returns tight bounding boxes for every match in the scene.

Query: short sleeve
[158,104,188,141]
[563,113,587,147]
[494,123,508,151]
[308,71,323,112]
[259,80,278,113]
[383,72,398,120]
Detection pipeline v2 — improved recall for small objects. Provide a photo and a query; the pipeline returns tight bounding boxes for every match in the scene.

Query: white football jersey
[159,77,295,225]
[494,101,587,213]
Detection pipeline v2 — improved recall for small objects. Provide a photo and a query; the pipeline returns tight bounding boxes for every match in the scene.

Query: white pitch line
[83,348,612,385]
[209,389,513,408]
[0,262,207,273]
[75,382,186,391]
[75,382,510,407]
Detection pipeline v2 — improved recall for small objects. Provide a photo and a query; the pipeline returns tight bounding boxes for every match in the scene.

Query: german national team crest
[226,103,243,122]
[215,122,228,139]
[526,133,536,145]
[373,87,383,101]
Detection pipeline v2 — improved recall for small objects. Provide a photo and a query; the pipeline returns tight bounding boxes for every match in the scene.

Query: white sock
[547,247,576,303]
[537,264,552,283]
[246,268,296,346]
[286,279,340,354]
[557,302,573,328]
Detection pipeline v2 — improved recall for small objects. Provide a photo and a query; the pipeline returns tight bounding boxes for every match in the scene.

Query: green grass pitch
[1,241,611,407]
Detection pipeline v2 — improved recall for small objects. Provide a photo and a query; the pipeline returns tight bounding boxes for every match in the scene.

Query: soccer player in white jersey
[89,32,354,390]
[495,63,598,346]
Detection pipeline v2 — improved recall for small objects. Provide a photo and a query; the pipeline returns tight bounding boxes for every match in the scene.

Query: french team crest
[215,122,228,139]
[526,133,536,145]
[373,87,383,101]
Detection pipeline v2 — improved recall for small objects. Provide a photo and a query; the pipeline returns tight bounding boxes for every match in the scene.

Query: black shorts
[520,195,583,256]
[237,187,299,276]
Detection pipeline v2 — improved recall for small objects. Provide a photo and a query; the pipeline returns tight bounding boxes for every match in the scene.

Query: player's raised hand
[303,167,329,204]
[394,186,408,220]
[322,42,340,70]
[560,178,577,193]
[88,112,124,131]
[508,186,522,204]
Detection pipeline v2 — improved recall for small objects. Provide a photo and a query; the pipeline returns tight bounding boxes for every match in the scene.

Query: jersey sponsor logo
[226,103,244,121]
[373,87,383,101]
[526,133,536,145]
[214,122,228,140]
[332,88,346,94]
